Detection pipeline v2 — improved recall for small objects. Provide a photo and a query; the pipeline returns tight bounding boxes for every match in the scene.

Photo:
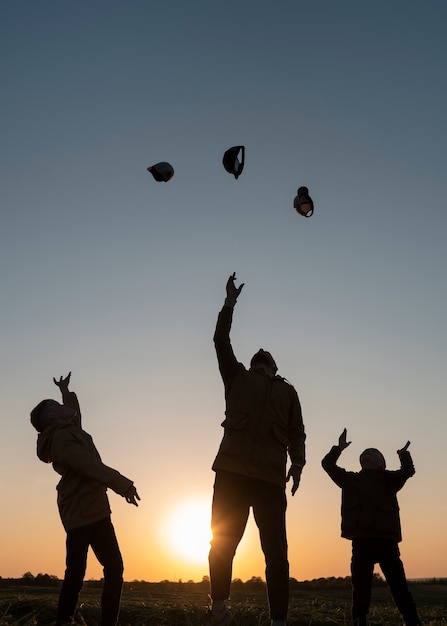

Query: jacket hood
[36,422,68,463]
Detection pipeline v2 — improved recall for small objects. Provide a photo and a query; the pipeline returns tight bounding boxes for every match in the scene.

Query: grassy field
[0,584,445,625]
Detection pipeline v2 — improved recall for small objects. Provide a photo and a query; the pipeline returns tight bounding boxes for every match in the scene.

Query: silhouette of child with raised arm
[30,372,140,626]
[322,429,421,626]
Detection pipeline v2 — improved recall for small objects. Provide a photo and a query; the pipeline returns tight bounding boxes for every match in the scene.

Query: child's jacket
[37,391,133,531]
[322,446,415,542]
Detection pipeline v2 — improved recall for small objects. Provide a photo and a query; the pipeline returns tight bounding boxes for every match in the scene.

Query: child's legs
[350,539,374,625]
[378,542,421,626]
[57,526,90,623]
[89,517,124,626]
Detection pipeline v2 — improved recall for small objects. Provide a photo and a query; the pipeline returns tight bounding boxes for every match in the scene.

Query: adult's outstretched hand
[226,272,244,302]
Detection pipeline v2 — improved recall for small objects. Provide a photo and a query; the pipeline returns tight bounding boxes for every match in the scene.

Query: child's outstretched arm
[321,428,351,487]
[53,371,71,396]
[53,372,82,428]
[394,440,415,487]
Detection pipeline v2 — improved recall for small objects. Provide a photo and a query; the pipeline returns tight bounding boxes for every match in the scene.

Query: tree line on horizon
[1,572,445,590]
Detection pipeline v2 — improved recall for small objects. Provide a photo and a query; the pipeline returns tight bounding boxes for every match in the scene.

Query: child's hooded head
[360,448,386,470]
[30,399,76,433]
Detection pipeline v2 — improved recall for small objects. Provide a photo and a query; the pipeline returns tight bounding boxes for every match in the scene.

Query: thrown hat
[222,146,245,179]
[147,162,174,182]
[293,186,314,217]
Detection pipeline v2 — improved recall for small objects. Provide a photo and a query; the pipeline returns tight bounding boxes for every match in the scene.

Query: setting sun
[163,498,213,564]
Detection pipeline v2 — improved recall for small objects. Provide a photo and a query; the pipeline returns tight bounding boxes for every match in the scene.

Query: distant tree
[159,580,172,592]
[289,577,299,590]
[245,576,265,590]
[35,573,60,587]
[298,577,352,590]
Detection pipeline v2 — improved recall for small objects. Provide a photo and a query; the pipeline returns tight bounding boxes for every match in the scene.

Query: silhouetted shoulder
[274,376,296,388]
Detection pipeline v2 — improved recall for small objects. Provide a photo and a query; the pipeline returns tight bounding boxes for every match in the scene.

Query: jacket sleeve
[391,449,416,491]
[50,429,133,496]
[61,390,82,429]
[213,305,240,389]
[321,445,347,488]
[287,387,306,468]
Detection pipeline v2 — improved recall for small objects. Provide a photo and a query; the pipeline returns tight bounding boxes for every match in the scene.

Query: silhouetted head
[250,349,278,377]
[360,448,386,470]
[30,399,77,433]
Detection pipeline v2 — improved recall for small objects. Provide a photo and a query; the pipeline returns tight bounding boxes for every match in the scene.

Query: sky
[1,1,446,584]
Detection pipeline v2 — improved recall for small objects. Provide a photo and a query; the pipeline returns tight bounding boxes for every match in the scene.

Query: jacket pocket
[342,506,359,533]
[270,423,288,449]
[374,502,399,535]
[79,485,108,518]
[221,410,248,430]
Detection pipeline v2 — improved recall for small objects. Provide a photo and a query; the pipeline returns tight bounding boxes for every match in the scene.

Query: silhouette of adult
[204,273,306,626]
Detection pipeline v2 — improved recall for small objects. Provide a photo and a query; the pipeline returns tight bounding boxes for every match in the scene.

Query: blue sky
[1,1,446,582]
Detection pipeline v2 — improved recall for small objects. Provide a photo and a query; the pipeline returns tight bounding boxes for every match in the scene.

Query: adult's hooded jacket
[212,303,306,488]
